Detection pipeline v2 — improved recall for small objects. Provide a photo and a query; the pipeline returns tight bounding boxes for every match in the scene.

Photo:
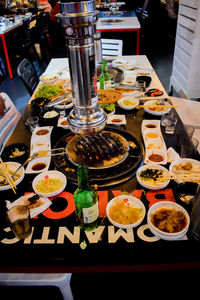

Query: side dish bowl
[106,195,146,229]
[118,96,139,110]
[0,161,25,191]
[32,170,67,197]
[169,158,200,184]
[147,201,190,240]
[2,143,28,164]
[39,73,59,84]
[144,100,171,116]
[136,164,170,190]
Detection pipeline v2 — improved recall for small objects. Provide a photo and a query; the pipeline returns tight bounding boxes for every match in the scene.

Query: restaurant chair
[17,58,39,96]
[0,273,73,300]
[30,12,52,63]
[6,18,40,65]
[0,92,20,154]
[101,39,123,58]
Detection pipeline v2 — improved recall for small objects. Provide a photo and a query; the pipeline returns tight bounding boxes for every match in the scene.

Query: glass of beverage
[192,138,199,151]
[7,205,32,240]
[164,115,177,134]
[184,125,194,139]
[25,116,39,132]
[135,80,146,92]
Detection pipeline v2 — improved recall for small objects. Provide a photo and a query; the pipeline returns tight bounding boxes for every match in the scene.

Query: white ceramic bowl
[112,58,128,69]
[118,96,139,110]
[32,170,67,197]
[106,195,146,229]
[39,73,59,84]
[169,158,200,184]
[136,164,170,190]
[147,201,190,240]
[0,161,24,191]
[144,100,171,116]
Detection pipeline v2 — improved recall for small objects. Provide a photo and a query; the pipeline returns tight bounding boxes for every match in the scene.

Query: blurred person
[38,0,68,57]
[166,0,179,19]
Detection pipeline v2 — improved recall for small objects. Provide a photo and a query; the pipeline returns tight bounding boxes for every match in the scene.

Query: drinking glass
[161,111,173,127]
[191,138,199,151]
[59,104,66,117]
[7,205,32,240]
[26,116,39,132]
[164,116,177,134]
[135,80,146,92]
[184,125,194,139]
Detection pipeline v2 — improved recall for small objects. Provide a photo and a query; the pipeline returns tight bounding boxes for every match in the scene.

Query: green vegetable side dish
[35,85,64,99]
[100,103,115,113]
[139,169,164,182]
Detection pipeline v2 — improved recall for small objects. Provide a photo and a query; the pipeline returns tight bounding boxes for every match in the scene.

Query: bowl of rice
[106,195,146,229]
[32,170,67,197]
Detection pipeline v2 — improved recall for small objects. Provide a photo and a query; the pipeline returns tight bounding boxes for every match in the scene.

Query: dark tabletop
[0,103,200,273]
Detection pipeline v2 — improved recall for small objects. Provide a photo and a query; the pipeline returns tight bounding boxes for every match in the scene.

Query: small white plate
[144,100,171,116]
[25,157,50,174]
[27,126,53,174]
[118,96,139,110]
[39,73,59,84]
[136,164,170,190]
[32,170,67,197]
[6,193,52,218]
[106,195,146,229]
[112,58,128,69]
[142,120,160,134]
[145,149,167,165]
[169,158,200,184]
[112,58,136,70]
[143,128,162,142]
[32,126,53,137]
[57,117,69,129]
[107,114,126,125]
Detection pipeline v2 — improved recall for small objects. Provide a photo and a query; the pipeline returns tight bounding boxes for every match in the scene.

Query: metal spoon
[156,98,168,105]
[11,153,39,180]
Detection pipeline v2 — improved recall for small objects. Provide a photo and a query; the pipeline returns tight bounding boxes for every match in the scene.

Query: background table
[97,11,141,55]
[0,20,23,79]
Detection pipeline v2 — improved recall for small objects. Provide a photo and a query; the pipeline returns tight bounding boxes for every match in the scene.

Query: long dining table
[0,55,200,273]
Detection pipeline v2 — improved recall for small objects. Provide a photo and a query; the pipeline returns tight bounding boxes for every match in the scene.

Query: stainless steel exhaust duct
[57,0,107,136]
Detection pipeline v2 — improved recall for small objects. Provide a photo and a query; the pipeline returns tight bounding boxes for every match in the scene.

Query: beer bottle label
[82,201,99,224]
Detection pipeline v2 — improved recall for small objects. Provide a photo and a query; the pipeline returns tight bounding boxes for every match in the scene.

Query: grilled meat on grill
[74,132,126,163]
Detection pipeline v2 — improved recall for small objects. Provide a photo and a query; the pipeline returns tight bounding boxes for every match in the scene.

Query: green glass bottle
[73,165,99,230]
[99,60,111,90]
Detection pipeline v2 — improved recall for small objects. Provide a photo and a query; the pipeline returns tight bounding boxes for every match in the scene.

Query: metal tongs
[11,148,67,179]
[45,91,73,108]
